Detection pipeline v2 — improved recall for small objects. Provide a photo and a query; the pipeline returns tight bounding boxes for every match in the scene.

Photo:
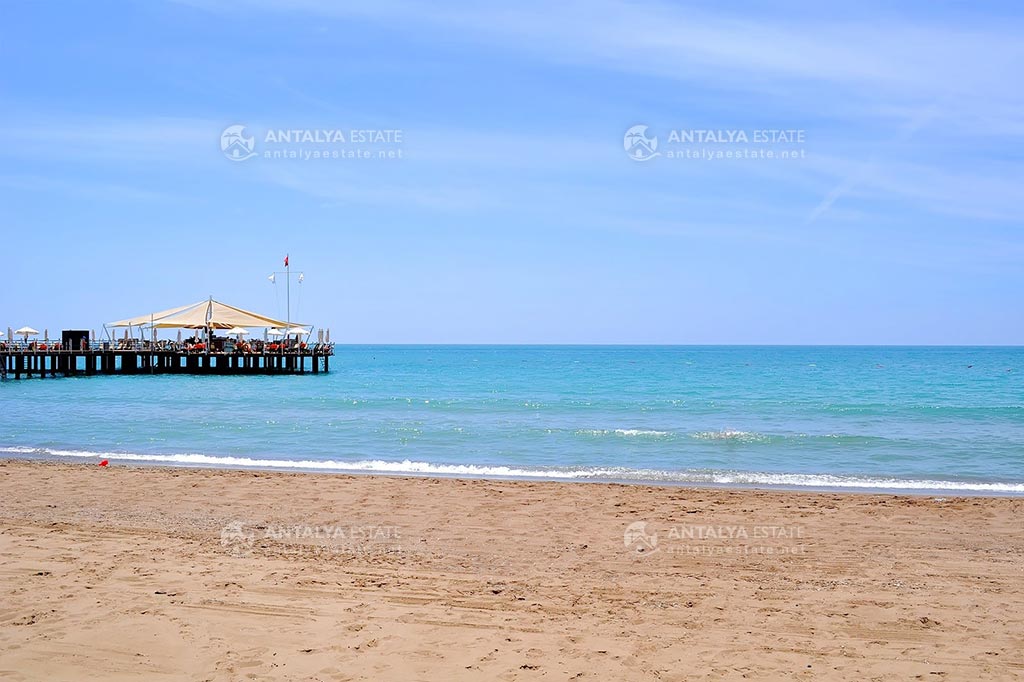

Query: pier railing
[1,340,334,355]
[1,339,334,380]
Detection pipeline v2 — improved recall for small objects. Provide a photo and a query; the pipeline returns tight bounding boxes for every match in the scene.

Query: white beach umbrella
[285,326,310,336]
[225,326,250,341]
[326,328,330,343]
[267,328,284,337]
[177,329,183,343]
[15,326,38,342]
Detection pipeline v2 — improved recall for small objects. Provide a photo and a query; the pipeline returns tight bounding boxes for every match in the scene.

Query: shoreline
[3,450,1023,497]
[1,459,1022,680]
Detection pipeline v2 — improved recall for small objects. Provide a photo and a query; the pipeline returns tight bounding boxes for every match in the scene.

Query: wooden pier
[1,347,332,380]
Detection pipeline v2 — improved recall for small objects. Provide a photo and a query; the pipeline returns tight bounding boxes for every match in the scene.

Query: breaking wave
[575,429,673,438]
[3,446,1022,494]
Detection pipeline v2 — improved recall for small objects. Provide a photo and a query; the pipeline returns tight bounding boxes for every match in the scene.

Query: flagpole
[285,254,290,356]
[268,256,300,359]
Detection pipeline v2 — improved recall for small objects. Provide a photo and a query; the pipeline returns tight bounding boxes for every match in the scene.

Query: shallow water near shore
[2,346,1022,493]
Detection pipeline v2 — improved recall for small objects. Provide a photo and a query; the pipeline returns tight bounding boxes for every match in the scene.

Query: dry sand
[0,459,1021,681]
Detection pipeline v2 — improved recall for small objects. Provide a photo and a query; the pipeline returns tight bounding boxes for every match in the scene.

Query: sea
[2,346,1022,494]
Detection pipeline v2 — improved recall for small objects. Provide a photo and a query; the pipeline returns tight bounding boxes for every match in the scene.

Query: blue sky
[1,1,1021,344]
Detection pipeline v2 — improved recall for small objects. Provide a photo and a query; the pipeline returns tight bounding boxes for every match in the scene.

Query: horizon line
[319,343,1024,348]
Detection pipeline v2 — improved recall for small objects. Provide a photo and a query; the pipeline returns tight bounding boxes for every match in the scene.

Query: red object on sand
[98,460,109,467]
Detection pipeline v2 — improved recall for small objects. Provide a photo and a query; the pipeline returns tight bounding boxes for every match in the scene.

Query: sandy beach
[0,460,1021,681]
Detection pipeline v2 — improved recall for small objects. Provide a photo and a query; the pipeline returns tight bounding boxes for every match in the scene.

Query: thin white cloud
[0,174,177,202]
[1,108,1019,226]
[175,0,1024,130]
[800,153,1024,223]
[0,116,220,164]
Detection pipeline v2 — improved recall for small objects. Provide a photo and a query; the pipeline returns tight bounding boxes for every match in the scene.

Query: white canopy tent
[108,302,198,328]
[109,299,304,332]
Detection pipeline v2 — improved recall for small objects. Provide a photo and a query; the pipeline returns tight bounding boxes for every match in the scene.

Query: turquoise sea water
[2,346,1022,493]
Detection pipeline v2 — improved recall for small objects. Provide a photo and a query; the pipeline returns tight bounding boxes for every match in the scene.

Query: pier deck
[1,346,332,380]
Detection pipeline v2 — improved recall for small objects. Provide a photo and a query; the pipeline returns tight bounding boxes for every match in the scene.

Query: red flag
[284,255,289,267]
[98,460,109,467]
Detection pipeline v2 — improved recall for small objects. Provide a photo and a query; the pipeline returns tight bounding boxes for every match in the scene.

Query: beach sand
[0,460,1021,680]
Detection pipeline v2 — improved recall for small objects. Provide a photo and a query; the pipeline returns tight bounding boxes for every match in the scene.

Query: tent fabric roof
[109,299,304,330]
[109,301,203,328]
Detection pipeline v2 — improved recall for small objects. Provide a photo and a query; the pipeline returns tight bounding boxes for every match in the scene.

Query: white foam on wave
[576,429,672,437]
[3,446,1023,493]
[711,471,1024,493]
[691,430,770,443]
[1,446,624,479]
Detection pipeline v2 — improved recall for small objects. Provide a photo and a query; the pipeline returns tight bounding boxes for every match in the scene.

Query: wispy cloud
[0,174,178,202]
[800,152,1024,223]
[0,116,219,164]
[178,0,1024,131]
[805,105,941,223]
[169,0,1024,229]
